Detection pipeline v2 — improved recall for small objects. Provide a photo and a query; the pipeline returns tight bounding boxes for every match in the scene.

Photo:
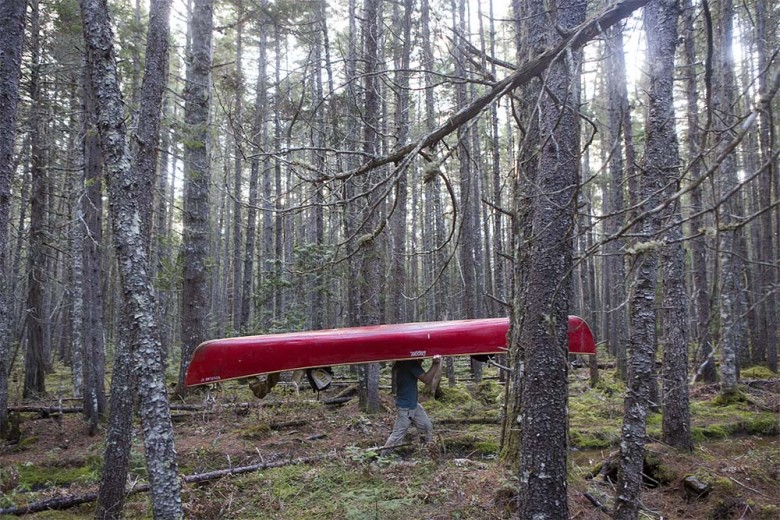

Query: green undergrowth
[180,459,440,519]
[568,373,625,448]
[425,384,494,422]
[739,365,776,379]
[3,360,778,519]
[16,463,100,490]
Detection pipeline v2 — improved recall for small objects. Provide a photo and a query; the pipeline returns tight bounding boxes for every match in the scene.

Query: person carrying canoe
[382,355,442,453]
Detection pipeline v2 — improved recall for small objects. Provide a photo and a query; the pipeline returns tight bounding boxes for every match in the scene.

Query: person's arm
[417,356,442,386]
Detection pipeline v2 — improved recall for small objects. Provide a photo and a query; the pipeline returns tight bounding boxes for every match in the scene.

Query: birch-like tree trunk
[0,0,27,436]
[79,0,181,518]
[615,0,679,516]
[70,202,84,400]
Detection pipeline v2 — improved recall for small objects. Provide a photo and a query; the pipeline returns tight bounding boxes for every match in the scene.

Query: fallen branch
[7,402,264,415]
[583,492,611,514]
[268,419,308,430]
[0,454,329,516]
[319,0,651,182]
[7,406,83,415]
[438,417,500,425]
[321,396,354,406]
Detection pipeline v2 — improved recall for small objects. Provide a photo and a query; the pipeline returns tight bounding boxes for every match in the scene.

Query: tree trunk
[79,0,182,518]
[615,0,679,516]
[177,0,214,396]
[753,0,778,373]
[241,26,267,333]
[604,25,630,381]
[0,0,27,436]
[658,9,692,455]
[81,65,107,436]
[357,0,384,415]
[501,0,543,470]
[24,0,48,399]
[713,0,743,396]
[387,0,412,326]
[517,0,585,516]
[683,0,715,383]
[231,0,244,335]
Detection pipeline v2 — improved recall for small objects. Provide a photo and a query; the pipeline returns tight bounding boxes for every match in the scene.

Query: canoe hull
[185,316,596,387]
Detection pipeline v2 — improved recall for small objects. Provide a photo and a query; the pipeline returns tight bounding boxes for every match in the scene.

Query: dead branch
[322,0,651,182]
[0,454,329,516]
[438,417,500,425]
[7,406,83,415]
[321,396,354,406]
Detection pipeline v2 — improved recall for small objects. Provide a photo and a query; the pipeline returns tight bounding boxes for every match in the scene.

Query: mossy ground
[1,358,778,519]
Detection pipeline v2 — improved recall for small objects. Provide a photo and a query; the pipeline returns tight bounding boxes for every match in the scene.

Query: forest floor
[0,360,778,519]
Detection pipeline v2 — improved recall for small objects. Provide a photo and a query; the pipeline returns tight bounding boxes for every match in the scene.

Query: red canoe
[185,316,596,387]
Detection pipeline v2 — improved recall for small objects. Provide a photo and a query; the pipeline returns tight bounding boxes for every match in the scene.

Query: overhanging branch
[322,0,651,182]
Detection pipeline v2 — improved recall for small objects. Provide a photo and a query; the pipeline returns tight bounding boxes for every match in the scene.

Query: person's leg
[410,403,433,444]
[383,408,413,451]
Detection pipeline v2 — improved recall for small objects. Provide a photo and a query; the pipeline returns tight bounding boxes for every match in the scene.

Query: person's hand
[431,355,442,365]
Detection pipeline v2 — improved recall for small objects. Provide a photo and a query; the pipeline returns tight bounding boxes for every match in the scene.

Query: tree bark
[501,0,543,470]
[615,0,680,516]
[683,0,715,383]
[231,0,244,335]
[753,0,778,372]
[451,0,482,383]
[713,0,743,396]
[356,0,384,415]
[177,0,215,396]
[0,0,27,436]
[604,25,630,381]
[24,0,48,399]
[241,27,268,333]
[387,0,413,326]
[517,0,585,517]
[78,0,182,518]
[80,65,107,437]
[658,12,692,454]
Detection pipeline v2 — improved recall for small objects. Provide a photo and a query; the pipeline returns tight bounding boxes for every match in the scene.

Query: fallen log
[7,406,83,415]
[0,454,328,516]
[269,419,308,430]
[321,396,354,406]
[438,417,500,425]
[7,402,263,415]
[0,491,102,516]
